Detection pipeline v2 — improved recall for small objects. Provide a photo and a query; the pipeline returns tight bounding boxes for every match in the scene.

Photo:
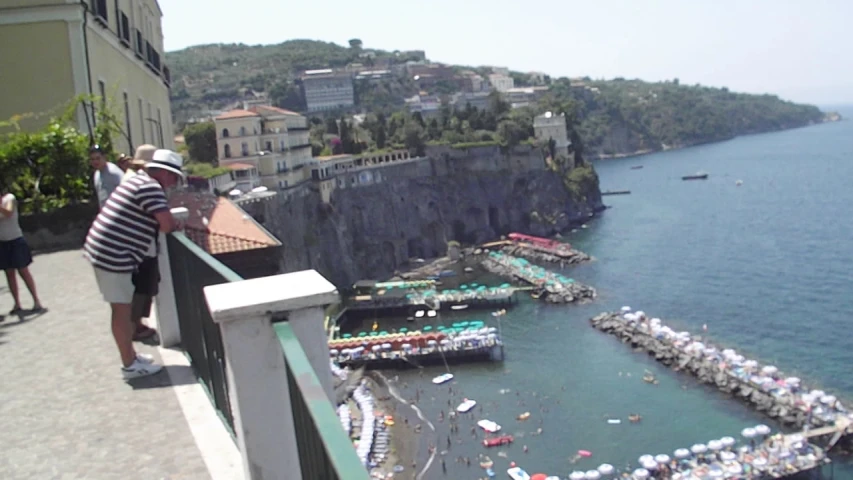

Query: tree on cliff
[182,121,217,164]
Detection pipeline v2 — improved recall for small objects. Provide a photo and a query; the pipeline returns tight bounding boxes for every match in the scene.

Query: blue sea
[391,110,853,480]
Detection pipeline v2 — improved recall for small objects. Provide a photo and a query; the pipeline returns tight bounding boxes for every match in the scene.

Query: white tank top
[0,194,23,241]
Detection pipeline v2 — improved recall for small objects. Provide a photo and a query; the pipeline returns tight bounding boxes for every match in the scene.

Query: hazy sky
[160,0,851,105]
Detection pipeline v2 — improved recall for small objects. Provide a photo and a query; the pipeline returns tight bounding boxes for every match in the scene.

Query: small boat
[736,179,743,186]
[477,419,501,433]
[486,468,496,478]
[578,450,592,457]
[415,310,425,318]
[432,373,454,385]
[682,172,709,180]
[629,414,642,423]
[491,309,507,317]
[530,291,542,300]
[426,310,437,318]
[450,305,469,311]
[517,412,531,421]
[438,270,457,278]
[483,434,514,448]
[480,456,494,469]
[464,266,474,273]
[607,419,621,424]
[457,398,477,413]
[631,165,644,170]
[507,466,531,480]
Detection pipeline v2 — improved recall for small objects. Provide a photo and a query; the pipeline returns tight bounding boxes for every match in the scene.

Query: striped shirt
[83,174,169,273]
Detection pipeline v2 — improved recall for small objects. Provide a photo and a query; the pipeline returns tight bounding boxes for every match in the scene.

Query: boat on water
[426,310,437,318]
[517,412,531,421]
[450,304,469,311]
[457,398,477,413]
[479,456,494,469]
[477,419,501,433]
[483,434,514,448]
[631,165,644,170]
[432,373,454,385]
[415,310,425,318]
[491,309,507,317]
[682,172,709,180]
[507,466,531,480]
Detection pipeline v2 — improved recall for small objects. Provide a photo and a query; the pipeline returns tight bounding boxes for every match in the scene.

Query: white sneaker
[122,357,163,380]
[136,353,155,364]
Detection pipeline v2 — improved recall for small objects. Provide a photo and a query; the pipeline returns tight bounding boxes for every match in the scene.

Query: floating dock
[480,251,596,304]
[601,190,631,196]
[591,309,853,450]
[345,284,517,316]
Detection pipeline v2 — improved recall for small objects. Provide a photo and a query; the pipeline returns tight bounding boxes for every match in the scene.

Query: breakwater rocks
[590,311,852,432]
[501,244,591,267]
[481,251,596,304]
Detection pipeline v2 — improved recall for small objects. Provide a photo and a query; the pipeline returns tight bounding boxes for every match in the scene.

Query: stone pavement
[0,250,213,480]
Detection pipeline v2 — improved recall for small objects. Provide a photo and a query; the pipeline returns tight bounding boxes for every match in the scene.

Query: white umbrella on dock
[641,459,658,470]
[821,395,837,404]
[329,349,339,356]
[570,472,586,480]
[720,451,737,462]
[752,457,768,468]
[597,464,615,476]
[741,427,757,439]
[638,455,654,465]
[707,440,723,451]
[690,444,708,454]
[631,468,649,479]
[674,448,691,459]
[654,454,670,464]
[754,425,771,436]
[584,470,601,480]
[720,436,736,448]
[761,365,778,375]
[785,376,801,385]
[708,469,724,478]
[620,306,631,312]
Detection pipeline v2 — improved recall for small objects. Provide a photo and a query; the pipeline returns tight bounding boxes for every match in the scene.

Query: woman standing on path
[0,190,44,317]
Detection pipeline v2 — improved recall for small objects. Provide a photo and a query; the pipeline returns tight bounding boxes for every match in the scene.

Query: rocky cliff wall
[245,152,603,287]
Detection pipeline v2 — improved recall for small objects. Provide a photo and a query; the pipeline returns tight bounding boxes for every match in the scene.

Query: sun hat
[133,144,157,166]
[146,149,186,178]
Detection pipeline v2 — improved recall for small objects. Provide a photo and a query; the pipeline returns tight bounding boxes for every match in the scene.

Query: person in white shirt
[89,144,125,209]
[0,191,44,318]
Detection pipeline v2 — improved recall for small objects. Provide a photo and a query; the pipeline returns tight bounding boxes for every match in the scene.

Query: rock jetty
[590,311,853,433]
[501,243,591,267]
[481,251,596,304]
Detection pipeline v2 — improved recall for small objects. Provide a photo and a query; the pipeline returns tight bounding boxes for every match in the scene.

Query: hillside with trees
[167,39,835,160]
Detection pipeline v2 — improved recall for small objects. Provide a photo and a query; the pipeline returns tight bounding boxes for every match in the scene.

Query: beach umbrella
[621,306,631,312]
[690,444,707,454]
[501,283,511,288]
[788,433,805,444]
[761,365,778,375]
[531,475,548,480]
[708,469,724,478]
[638,455,654,465]
[720,436,736,448]
[741,428,757,439]
[597,464,614,476]
[569,472,585,480]
[754,425,771,436]
[398,328,408,333]
[720,451,737,462]
[673,448,691,459]
[655,454,670,464]
[423,325,433,331]
[460,285,468,290]
[370,332,379,336]
[358,332,368,337]
[342,333,352,338]
[821,395,837,404]
[785,376,801,385]
[707,440,723,451]
[753,457,768,468]
[381,343,392,349]
[329,349,339,355]
[631,468,649,479]
[584,470,601,480]
[371,345,381,352]
[641,459,657,470]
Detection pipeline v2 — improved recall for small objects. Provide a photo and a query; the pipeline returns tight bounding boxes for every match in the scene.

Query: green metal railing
[168,232,242,432]
[275,323,372,480]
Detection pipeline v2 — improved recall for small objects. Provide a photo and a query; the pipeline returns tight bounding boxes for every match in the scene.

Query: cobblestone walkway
[0,250,212,480]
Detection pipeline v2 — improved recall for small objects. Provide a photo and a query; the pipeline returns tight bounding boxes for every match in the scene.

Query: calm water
[392,113,853,479]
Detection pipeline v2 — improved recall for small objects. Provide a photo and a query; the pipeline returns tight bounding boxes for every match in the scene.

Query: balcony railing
[161,224,370,479]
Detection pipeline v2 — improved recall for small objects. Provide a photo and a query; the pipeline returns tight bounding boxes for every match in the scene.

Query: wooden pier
[337,344,504,370]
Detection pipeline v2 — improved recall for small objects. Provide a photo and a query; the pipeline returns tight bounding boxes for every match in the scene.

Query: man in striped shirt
[84,149,184,380]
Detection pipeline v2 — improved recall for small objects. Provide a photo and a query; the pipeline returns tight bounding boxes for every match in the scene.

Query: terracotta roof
[214,109,260,120]
[248,105,300,116]
[169,193,280,255]
[224,162,255,171]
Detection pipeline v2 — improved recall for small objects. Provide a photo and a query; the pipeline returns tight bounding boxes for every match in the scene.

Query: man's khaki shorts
[93,267,134,305]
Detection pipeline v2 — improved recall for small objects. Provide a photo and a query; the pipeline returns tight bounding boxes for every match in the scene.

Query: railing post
[204,270,339,480]
[287,306,335,403]
[154,207,188,347]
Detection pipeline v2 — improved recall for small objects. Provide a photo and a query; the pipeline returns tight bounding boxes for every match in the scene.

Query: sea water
[391,110,853,479]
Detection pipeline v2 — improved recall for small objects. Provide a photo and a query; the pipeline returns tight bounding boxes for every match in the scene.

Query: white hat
[146,149,185,178]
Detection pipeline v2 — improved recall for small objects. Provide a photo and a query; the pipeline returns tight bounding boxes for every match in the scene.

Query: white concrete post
[287,306,335,403]
[153,207,189,347]
[204,270,339,480]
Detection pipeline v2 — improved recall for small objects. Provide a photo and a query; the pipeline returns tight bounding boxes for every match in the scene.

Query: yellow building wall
[0,21,76,132]
[215,117,261,160]
[85,26,172,154]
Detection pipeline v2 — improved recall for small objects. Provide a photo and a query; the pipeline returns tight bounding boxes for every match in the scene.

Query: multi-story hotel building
[0,0,174,152]
[301,69,355,112]
[534,111,571,151]
[213,105,313,192]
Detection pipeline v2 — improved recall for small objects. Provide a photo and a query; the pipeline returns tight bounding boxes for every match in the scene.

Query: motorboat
[682,172,709,180]
[457,398,477,413]
[426,310,437,318]
[507,466,531,480]
[483,435,514,448]
[631,165,644,170]
[415,310,425,318]
[432,373,454,385]
[450,305,469,311]
[477,419,501,433]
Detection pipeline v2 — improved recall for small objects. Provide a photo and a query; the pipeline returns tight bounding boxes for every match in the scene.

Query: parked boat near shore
[682,172,709,180]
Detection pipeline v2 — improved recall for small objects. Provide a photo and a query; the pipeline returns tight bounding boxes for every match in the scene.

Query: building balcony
[2,207,370,479]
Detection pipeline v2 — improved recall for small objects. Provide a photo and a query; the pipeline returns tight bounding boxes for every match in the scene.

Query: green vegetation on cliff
[167,39,832,159]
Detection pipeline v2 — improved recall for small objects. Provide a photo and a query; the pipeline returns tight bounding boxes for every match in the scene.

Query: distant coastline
[590,113,843,161]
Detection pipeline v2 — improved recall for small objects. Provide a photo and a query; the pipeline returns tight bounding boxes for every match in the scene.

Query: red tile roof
[248,105,300,116]
[169,193,280,255]
[214,109,260,120]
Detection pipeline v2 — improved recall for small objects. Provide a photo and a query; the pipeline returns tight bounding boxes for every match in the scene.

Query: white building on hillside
[534,111,571,151]
[301,69,355,112]
[488,73,514,92]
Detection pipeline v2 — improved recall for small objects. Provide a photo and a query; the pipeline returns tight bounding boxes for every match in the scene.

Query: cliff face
[245,146,603,287]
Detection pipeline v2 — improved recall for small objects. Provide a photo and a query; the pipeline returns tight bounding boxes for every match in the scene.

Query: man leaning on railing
[82,149,186,380]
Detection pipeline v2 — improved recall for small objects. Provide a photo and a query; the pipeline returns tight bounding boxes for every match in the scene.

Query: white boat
[427,310,437,318]
[432,373,454,385]
[456,398,477,413]
[507,466,530,480]
[415,310,425,318]
[477,419,501,433]
[450,305,469,311]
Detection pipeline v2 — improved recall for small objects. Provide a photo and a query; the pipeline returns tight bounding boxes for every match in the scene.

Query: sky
[160,0,852,105]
